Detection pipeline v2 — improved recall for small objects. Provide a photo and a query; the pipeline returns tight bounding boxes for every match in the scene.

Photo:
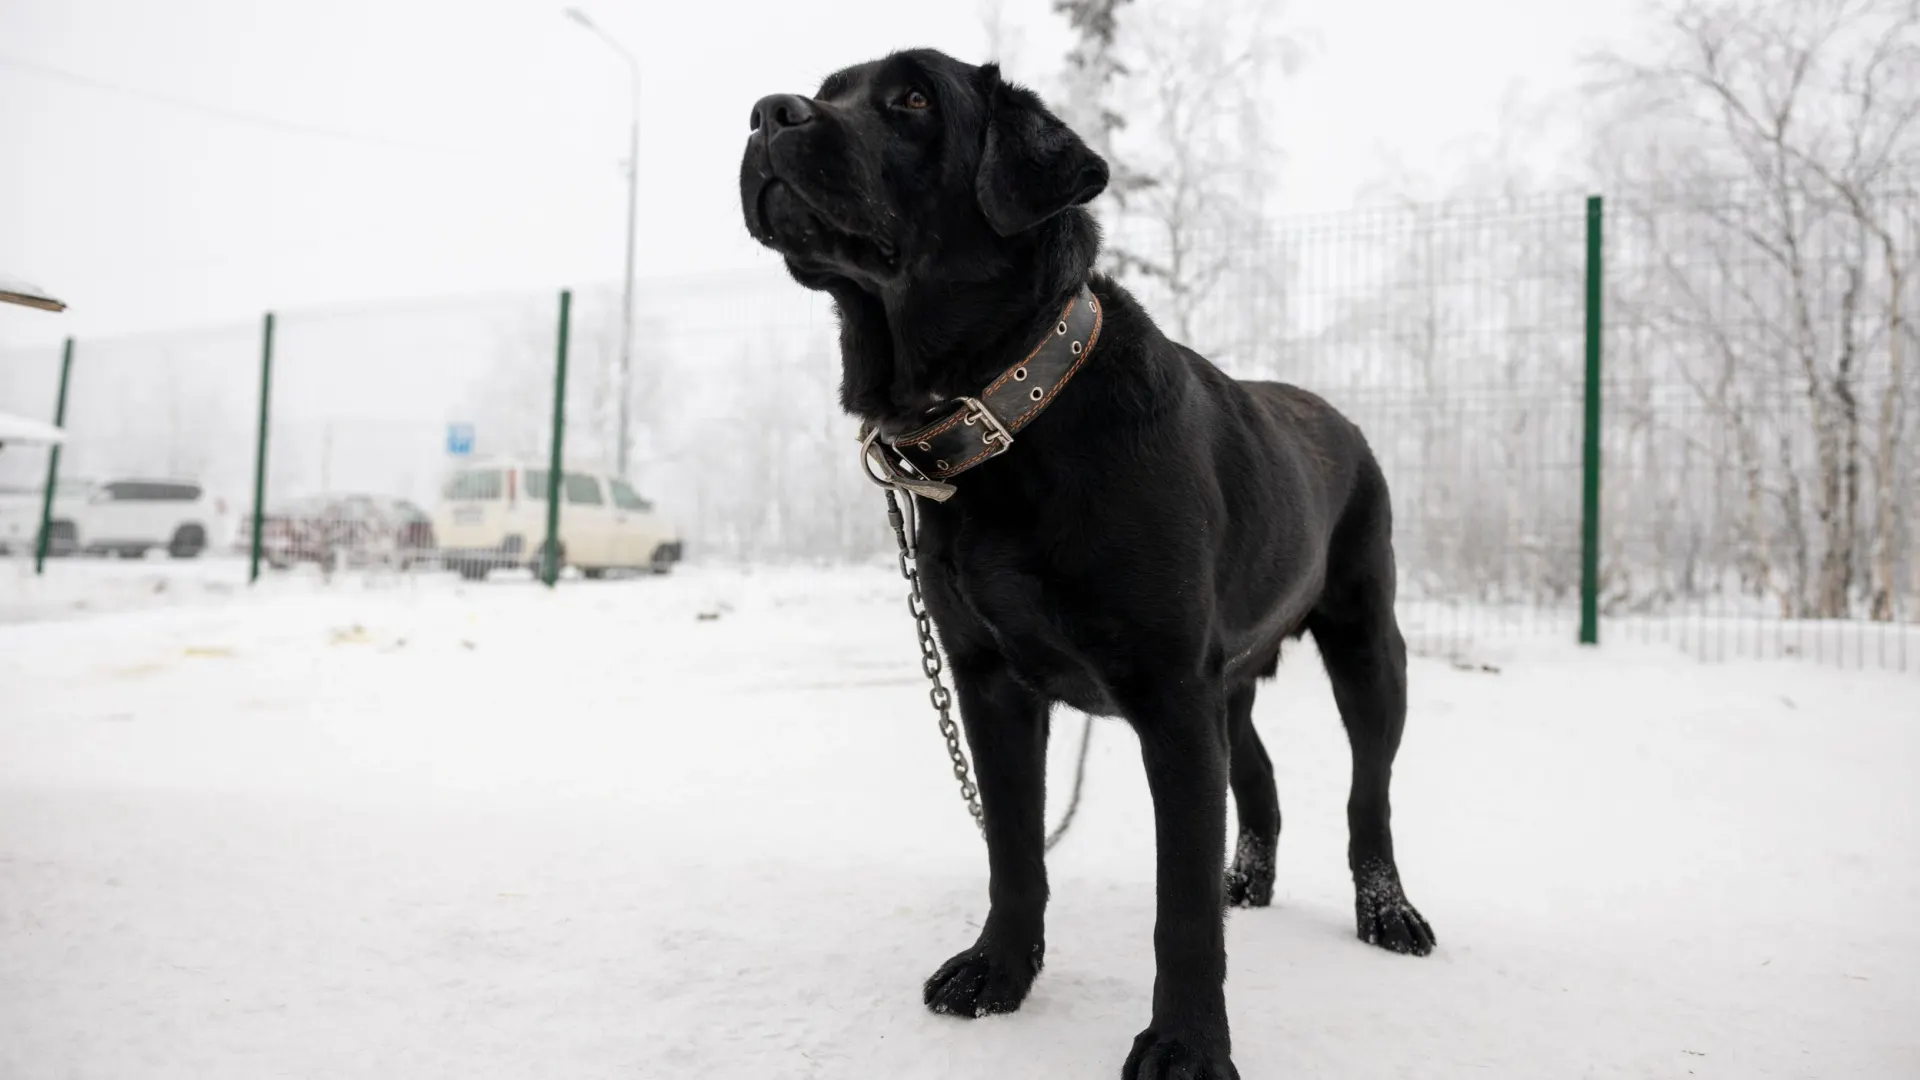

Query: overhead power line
[0,53,612,173]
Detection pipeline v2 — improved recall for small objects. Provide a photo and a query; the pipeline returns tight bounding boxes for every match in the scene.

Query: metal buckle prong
[958,396,1013,451]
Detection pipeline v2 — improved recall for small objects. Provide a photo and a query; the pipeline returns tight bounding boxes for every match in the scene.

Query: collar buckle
[858,424,958,502]
[957,395,1014,456]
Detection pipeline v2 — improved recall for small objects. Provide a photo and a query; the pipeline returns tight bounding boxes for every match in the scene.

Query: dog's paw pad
[1123,1028,1240,1080]
[923,942,1041,1018]
[1354,857,1435,956]
[1224,828,1275,909]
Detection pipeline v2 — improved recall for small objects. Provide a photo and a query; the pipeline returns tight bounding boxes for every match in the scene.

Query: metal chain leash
[885,488,985,837]
[883,486,1093,853]
[1046,713,1093,852]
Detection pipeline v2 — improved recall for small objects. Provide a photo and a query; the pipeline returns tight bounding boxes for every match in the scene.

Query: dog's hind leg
[1224,681,1279,908]
[1308,596,1436,957]
[1307,455,1435,956]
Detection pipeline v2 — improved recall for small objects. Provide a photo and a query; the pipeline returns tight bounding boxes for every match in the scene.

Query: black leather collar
[858,286,1103,502]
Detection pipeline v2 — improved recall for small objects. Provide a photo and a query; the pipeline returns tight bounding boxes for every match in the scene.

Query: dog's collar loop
[857,285,1103,501]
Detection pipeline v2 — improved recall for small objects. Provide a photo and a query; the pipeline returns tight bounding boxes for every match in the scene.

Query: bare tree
[1104,0,1300,351]
[1052,0,1153,268]
[979,0,1025,72]
[1590,0,1920,619]
[1052,0,1130,176]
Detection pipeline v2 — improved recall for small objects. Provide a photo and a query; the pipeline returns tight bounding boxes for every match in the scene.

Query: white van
[433,460,683,580]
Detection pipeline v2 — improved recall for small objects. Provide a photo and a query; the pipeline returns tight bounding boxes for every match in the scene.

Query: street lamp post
[565,7,638,480]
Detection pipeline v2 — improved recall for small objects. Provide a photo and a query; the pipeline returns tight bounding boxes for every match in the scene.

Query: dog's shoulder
[1234,378,1356,445]
[1223,379,1375,500]
[1076,279,1368,483]
[1239,379,1349,434]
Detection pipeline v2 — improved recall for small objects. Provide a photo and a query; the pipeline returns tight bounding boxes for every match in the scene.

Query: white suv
[0,477,226,559]
[433,460,683,580]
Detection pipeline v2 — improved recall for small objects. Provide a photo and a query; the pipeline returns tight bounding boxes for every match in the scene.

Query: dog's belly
[1022,665,1122,717]
[1221,581,1321,675]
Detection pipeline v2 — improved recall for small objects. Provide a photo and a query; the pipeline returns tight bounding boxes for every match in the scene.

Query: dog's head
[739,49,1109,292]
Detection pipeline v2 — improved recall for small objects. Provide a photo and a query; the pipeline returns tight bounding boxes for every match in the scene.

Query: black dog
[740,50,1434,1079]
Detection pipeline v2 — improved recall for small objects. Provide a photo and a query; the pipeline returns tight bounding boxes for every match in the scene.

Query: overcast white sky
[0,0,1642,349]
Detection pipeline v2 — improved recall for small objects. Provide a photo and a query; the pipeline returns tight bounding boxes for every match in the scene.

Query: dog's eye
[903,89,930,110]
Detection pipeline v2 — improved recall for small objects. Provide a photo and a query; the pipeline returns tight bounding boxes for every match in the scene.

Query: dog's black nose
[750,94,815,134]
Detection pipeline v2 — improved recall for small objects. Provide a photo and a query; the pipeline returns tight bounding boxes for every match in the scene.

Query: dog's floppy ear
[974,66,1109,237]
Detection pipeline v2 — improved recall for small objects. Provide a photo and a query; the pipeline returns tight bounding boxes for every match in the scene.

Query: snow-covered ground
[2,564,1916,1079]
[0,554,258,625]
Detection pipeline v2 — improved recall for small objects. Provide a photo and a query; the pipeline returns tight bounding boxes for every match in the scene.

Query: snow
[1,555,257,624]
[2,564,1917,1079]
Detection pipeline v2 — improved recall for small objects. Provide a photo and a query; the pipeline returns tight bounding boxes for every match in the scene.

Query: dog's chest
[945,558,1123,718]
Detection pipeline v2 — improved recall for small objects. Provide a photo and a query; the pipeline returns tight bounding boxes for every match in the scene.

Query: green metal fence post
[33,337,75,574]
[542,289,572,587]
[1579,195,1604,645]
[248,312,275,585]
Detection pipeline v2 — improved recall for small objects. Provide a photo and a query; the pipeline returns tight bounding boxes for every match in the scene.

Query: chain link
[886,488,986,837]
[881,486,1094,852]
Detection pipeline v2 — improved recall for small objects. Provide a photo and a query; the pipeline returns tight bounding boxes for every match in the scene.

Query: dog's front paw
[923,941,1042,1018]
[1354,857,1436,956]
[1224,828,1275,908]
[1123,1028,1239,1080]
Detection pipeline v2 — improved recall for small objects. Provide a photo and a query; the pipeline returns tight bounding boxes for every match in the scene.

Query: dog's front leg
[1123,680,1239,1080]
[923,654,1051,1018]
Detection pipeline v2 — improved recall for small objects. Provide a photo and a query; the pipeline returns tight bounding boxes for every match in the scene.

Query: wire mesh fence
[1601,180,1919,668]
[0,321,259,573]
[258,292,557,580]
[1106,199,1594,658]
[2,184,1914,670]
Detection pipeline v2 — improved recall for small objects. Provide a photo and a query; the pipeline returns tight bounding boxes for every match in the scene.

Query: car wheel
[649,544,676,576]
[168,524,207,559]
[582,567,607,580]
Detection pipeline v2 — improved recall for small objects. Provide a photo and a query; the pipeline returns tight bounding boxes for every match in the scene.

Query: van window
[523,471,602,505]
[609,479,652,512]
[564,474,604,506]
[101,481,200,502]
[442,469,502,501]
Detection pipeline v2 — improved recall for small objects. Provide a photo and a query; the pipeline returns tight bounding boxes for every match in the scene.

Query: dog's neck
[829,211,1100,429]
